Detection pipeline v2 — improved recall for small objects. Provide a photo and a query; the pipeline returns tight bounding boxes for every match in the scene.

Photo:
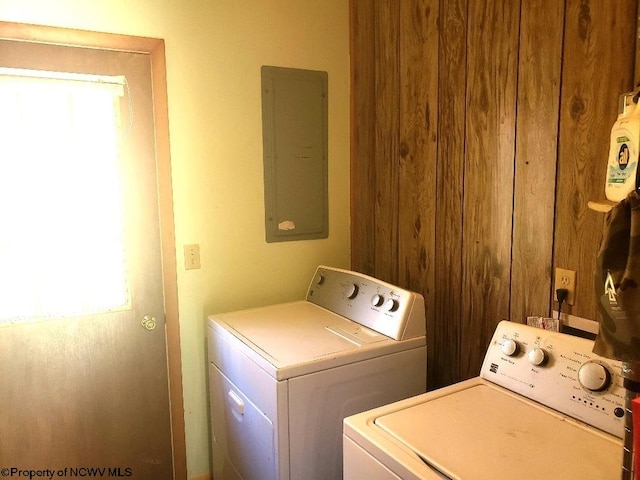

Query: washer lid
[211,301,419,379]
[374,383,622,480]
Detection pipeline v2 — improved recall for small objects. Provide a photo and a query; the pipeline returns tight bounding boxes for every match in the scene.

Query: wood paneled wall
[350,0,638,389]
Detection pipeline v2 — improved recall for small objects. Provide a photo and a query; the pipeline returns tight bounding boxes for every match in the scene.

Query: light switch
[184,244,201,270]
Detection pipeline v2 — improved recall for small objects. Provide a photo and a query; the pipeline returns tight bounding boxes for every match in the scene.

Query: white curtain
[0,70,129,324]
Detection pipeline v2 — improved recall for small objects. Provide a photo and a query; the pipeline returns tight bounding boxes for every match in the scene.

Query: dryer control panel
[480,320,625,438]
[306,266,426,341]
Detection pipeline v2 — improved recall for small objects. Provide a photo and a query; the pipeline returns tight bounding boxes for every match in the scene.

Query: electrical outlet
[184,244,201,270]
[554,268,576,305]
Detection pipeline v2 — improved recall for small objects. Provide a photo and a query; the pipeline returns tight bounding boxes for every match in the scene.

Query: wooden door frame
[0,21,186,479]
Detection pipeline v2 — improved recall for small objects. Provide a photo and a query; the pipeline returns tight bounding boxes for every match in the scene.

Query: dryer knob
[344,283,359,299]
[384,298,399,312]
[578,362,611,392]
[371,294,384,307]
[501,339,519,356]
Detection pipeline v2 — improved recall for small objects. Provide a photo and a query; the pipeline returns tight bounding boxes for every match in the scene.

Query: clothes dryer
[208,266,427,480]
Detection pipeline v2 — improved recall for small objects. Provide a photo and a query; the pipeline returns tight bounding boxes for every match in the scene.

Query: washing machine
[343,320,626,480]
[207,265,427,480]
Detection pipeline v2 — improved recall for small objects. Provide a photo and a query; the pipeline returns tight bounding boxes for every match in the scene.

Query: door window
[0,68,130,323]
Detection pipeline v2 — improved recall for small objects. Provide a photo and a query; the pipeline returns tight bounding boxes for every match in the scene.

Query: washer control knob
[384,298,399,312]
[501,339,519,356]
[344,283,359,299]
[315,274,325,285]
[578,362,611,392]
[527,347,547,366]
[371,294,384,307]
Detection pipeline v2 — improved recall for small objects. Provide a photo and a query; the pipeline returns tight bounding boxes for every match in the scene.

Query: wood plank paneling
[511,0,564,323]
[398,0,438,382]
[350,0,637,389]
[374,0,401,283]
[350,0,377,276]
[398,0,437,291]
[434,0,467,388]
[461,0,520,379]
[554,0,637,321]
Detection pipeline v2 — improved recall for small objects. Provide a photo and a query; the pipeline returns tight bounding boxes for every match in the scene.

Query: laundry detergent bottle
[606,91,640,202]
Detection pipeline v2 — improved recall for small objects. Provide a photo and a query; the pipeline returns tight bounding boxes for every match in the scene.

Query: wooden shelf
[587,199,617,213]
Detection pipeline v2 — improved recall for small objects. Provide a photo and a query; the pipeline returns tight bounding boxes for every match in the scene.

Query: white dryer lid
[374,382,622,480]
[221,301,367,360]
[210,301,423,380]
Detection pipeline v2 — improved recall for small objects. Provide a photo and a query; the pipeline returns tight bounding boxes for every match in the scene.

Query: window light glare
[0,71,130,324]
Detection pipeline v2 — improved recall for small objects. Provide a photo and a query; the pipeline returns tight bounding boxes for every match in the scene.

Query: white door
[0,36,177,479]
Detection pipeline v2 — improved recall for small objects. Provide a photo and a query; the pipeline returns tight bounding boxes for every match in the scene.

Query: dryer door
[210,364,276,480]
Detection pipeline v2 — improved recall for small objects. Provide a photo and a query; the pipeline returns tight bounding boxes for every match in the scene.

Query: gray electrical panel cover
[261,65,328,242]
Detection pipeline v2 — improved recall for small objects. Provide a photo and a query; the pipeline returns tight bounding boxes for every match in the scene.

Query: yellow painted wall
[0,1,350,476]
